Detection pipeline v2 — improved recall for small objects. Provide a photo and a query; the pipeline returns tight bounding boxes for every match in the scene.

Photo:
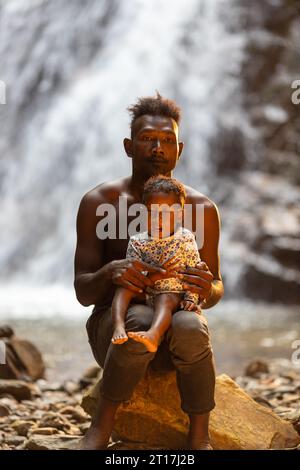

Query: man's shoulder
[80,176,130,208]
[184,184,219,213]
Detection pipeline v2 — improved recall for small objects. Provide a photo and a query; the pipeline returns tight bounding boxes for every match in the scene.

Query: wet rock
[245,360,270,377]
[0,380,34,401]
[24,435,81,450]
[82,370,300,449]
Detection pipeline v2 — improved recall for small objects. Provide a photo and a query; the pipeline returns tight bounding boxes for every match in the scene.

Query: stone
[59,405,89,423]
[10,337,45,380]
[5,435,26,446]
[24,435,81,450]
[81,371,300,450]
[245,360,269,377]
[11,420,37,436]
[0,380,34,401]
[82,365,101,380]
[0,404,10,417]
[0,335,45,381]
[38,411,72,431]
[62,381,79,395]
[30,427,60,436]
[0,326,14,338]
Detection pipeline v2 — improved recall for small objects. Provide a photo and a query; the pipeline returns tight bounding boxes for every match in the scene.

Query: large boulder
[0,326,45,381]
[81,370,300,450]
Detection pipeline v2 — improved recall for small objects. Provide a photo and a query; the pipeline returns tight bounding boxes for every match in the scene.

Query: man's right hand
[110,259,167,294]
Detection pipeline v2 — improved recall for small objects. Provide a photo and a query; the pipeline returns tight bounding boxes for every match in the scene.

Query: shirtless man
[74,92,224,450]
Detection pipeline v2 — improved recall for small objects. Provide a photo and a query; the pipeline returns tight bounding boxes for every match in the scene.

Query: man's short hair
[142,175,186,206]
[127,91,182,137]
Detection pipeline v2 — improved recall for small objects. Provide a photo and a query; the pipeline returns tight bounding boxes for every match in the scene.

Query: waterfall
[0,0,246,314]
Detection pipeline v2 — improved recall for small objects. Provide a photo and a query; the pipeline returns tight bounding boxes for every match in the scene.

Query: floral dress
[126,227,201,307]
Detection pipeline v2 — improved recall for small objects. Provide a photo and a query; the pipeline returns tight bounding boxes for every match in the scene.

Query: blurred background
[0,0,299,380]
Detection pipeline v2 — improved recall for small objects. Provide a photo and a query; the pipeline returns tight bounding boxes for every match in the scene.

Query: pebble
[0,404,10,417]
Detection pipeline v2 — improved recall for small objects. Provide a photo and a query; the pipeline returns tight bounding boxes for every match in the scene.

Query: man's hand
[178,262,214,301]
[111,259,166,294]
[148,253,184,284]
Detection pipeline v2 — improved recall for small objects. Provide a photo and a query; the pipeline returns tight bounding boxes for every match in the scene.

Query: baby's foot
[128,330,160,352]
[111,325,128,344]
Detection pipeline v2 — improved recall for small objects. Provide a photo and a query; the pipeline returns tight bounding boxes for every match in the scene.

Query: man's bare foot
[128,330,160,352]
[111,325,128,344]
[189,440,213,450]
[77,427,108,450]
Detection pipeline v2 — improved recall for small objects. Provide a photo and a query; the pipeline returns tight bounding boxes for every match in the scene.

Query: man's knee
[168,310,212,357]
[125,303,154,332]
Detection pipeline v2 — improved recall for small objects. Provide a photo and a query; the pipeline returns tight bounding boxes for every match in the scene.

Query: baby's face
[146,191,183,239]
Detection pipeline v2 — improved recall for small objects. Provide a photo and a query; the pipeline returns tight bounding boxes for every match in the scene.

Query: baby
[111,175,202,352]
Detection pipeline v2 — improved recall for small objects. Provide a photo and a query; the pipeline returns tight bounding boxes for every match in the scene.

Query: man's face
[125,115,183,178]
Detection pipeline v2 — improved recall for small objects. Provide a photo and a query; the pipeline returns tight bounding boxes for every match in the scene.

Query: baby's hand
[180,300,202,314]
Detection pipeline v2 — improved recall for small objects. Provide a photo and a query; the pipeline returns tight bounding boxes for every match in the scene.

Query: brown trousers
[86,303,216,414]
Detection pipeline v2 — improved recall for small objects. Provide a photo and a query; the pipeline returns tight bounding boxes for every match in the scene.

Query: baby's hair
[142,175,186,206]
[127,91,182,137]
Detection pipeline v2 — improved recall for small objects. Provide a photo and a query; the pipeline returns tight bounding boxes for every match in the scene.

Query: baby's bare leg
[111,286,135,344]
[128,292,181,352]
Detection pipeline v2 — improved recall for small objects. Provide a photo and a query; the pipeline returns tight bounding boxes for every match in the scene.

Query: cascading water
[0,0,255,316]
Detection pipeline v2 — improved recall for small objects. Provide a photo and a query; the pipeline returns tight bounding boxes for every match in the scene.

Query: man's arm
[74,190,114,307]
[179,198,224,310]
[199,200,224,309]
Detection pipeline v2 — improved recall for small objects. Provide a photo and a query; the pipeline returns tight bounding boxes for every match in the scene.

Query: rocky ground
[0,359,299,450]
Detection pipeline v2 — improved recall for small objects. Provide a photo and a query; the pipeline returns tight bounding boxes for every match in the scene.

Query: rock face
[81,370,300,450]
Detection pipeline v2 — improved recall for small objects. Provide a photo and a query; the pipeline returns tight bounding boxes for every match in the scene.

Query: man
[74,92,224,449]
